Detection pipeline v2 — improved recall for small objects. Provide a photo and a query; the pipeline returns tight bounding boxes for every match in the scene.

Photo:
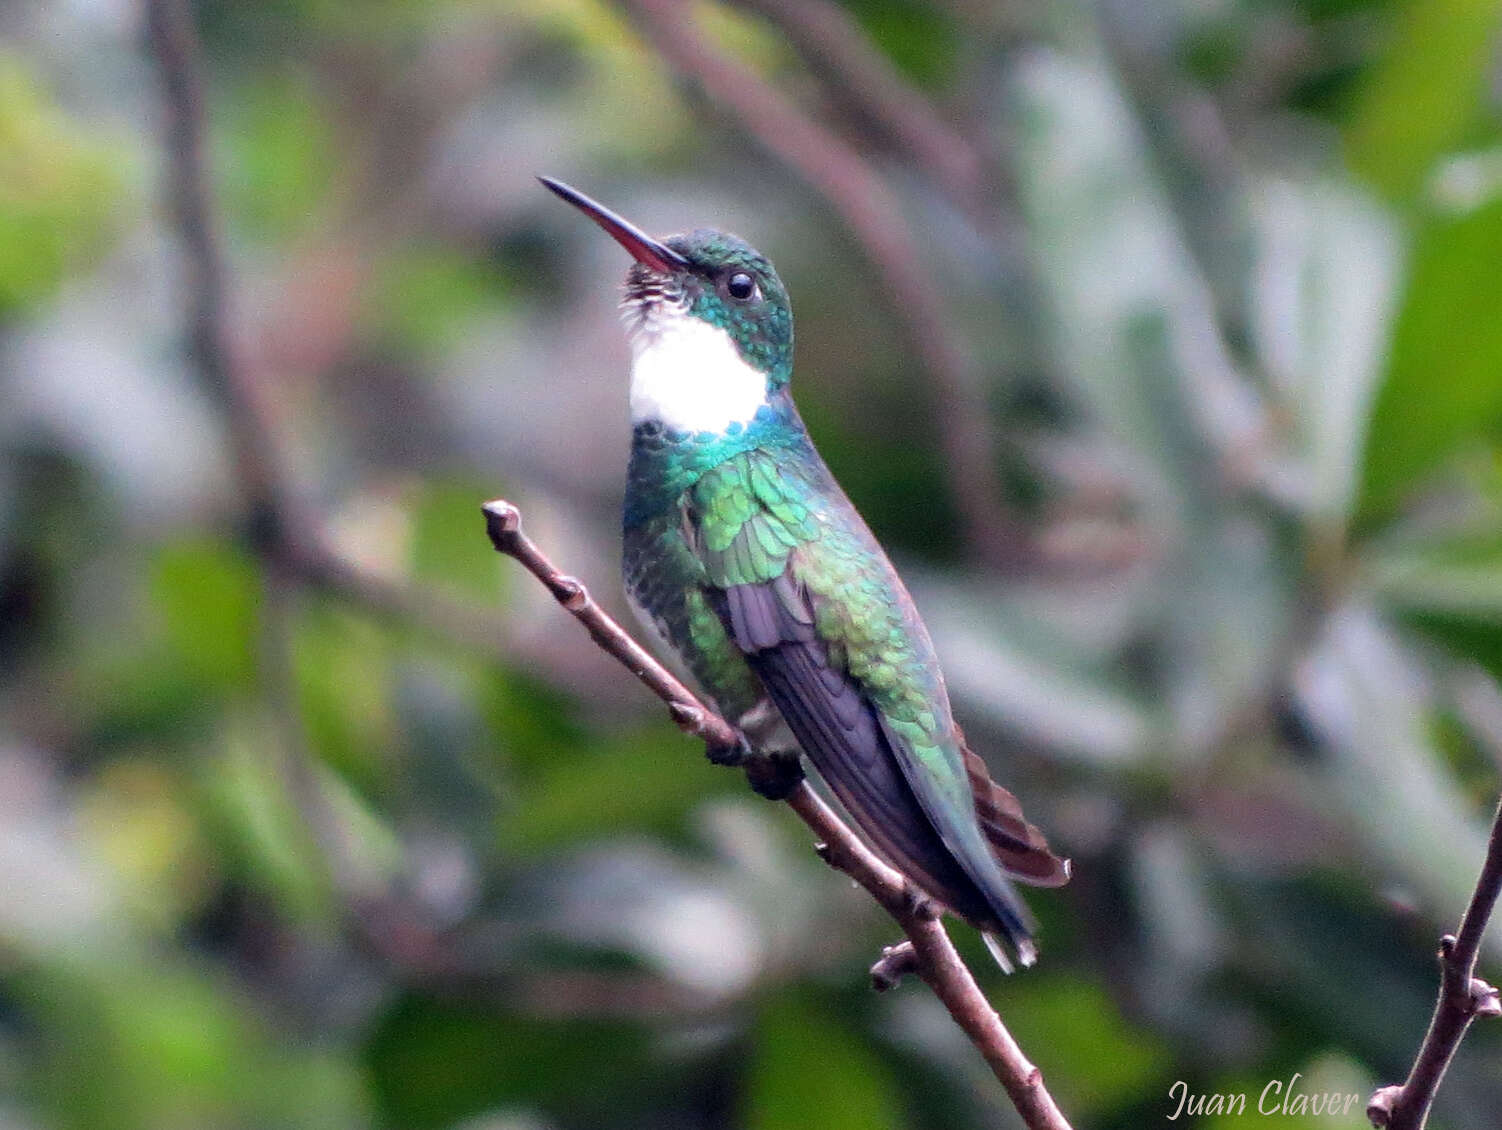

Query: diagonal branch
[483,498,1072,1130]
[616,0,1027,569]
[1368,795,1502,1129]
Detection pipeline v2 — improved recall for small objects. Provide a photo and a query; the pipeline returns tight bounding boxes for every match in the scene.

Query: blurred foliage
[1344,0,1502,199]
[219,67,337,240]
[2,0,1502,1129]
[745,994,903,1130]
[0,55,125,317]
[1358,198,1502,522]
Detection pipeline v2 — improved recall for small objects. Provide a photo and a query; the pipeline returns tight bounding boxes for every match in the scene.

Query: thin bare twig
[1368,796,1502,1129]
[616,0,1026,569]
[483,498,1072,1130]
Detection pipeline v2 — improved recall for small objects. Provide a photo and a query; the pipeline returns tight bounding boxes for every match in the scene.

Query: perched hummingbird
[541,177,1069,968]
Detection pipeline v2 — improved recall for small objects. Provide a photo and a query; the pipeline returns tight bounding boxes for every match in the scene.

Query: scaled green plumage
[542,176,1068,968]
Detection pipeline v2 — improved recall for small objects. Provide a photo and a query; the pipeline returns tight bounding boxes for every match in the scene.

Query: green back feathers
[691,452,817,587]
[689,448,950,748]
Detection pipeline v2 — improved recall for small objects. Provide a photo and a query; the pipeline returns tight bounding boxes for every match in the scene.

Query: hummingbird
[541,177,1069,968]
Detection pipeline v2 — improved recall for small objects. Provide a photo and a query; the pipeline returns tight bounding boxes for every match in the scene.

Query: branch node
[555,576,588,611]
[1366,1085,1401,1127]
[1469,978,1501,1018]
[871,941,919,991]
[1374,794,1502,1128]
[903,880,940,921]
[812,840,834,865]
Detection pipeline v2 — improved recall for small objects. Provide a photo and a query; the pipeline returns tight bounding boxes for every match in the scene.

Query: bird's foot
[743,750,804,801]
[704,730,753,768]
[706,733,803,800]
[705,727,805,799]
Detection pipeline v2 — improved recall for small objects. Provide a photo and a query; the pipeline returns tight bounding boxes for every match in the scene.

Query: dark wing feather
[712,580,1003,928]
[683,454,1065,955]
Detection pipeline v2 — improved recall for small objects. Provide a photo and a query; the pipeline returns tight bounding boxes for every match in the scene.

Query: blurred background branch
[727,0,989,215]
[144,0,521,977]
[144,0,524,665]
[619,0,1028,569]
[144,0,286,534]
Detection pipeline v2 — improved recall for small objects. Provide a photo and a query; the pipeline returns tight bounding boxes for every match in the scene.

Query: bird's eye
[726,272,757,301]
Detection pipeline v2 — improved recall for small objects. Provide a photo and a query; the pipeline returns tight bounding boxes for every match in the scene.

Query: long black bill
[539,176,689,274]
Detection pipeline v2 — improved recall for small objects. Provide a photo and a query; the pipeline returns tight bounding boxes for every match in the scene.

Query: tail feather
[959,731,1071,889]
[983,930,1036,974]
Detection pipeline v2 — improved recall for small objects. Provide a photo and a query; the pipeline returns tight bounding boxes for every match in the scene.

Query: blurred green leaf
[478,667,588,775]
[411,478,508,599]
[196,717,332,920]
[1218,876,1438,1086]
[150,538,260,695]
[1248,178,1400,525]
[76,758,214,928]
[1401,610,1502,681]
[840,0,957,88]
[26,958,366,1130]
[916,573,1154,764]
[1295,603,1496,955]
[221,67,336,239]
[1357,199,1502,521]
[293,600,397,793]
[1370,532,1502,622]
[1344,0,1502,199]
[366,993,665,1130]
[1011,46,1261,524]
[73,639,215,751]
[0,55,126,315]
[1378,529,1502,676]
[1000,976,1171,1116]
[746,993,903,1130]
[375,246,514,355]
[500,722,737,855]
[798,369,963,563]
[1160,513,1291,753]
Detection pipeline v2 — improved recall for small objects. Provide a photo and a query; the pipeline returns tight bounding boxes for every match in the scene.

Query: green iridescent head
[541,178,794,390]
[639,230,793,387]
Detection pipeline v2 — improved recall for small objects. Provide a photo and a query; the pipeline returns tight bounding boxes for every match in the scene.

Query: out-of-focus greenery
[2,1,1501,1128]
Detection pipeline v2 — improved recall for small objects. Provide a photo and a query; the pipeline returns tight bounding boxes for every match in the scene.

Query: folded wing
[686,452,1068,952]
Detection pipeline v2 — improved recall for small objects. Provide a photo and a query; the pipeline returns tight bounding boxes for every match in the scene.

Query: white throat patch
[627,304,768,433]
